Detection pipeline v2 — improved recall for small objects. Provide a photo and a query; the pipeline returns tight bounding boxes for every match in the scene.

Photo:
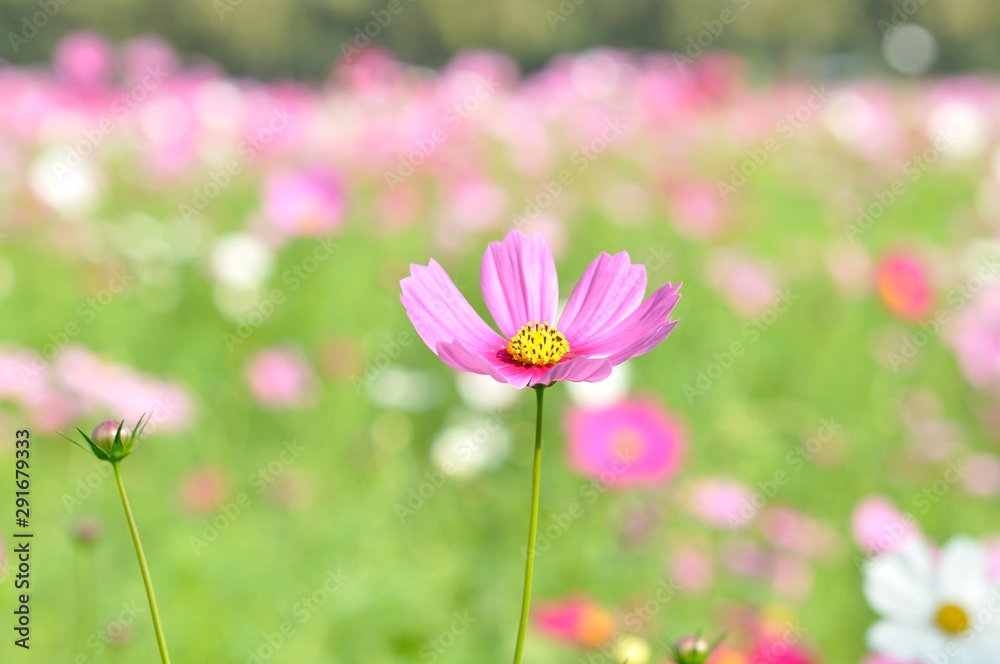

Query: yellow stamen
[610,430,644,463]
[506,321,570,367]
[935,603,970,635]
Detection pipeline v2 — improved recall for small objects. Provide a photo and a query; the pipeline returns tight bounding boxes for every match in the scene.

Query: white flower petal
[939,536,989,609]
[866,620,948,660]
[864,537,937,622]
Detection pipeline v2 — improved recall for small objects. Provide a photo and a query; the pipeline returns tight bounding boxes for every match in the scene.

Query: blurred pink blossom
[686,478,754,529]
[946,284,1000,389]
[671,544,714,593]
[54,31,115,91]
[959,452,1000,497]
[564,398,685,488]
[706,249,780,318]
[532,597,615,647]
[263,167,345,236]
[759,506,840,561]
[245,346,320,409]
[668,182,728,239]
[875,252,934,321]
[851,495,919,555]
[177,466,230,515]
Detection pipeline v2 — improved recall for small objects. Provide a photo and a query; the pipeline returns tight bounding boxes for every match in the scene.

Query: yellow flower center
[611,430,644,462]
[935,603,970,635]
[506,321,570,367]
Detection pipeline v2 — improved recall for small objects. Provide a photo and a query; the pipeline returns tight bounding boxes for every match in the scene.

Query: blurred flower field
[1,31,1000,663]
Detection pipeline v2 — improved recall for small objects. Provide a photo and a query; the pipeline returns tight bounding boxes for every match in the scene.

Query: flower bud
[61,415,149,463]
[92,420,132,452]
[674,635,712,664]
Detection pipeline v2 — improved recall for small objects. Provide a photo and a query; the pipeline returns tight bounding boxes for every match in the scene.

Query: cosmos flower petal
[401,260,505,356]
[537,356,613,386]
[608,320,679,366]
[437,340,510,383]
[866,621,947,660]
[481,230,559,337]
[574,282,681,358]
[863,538,937,623]
[558,252,646,346]
[938,536,989,608]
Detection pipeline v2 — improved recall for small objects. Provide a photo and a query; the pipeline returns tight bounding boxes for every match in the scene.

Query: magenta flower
[400,230,680,388]
[564,397,686,488]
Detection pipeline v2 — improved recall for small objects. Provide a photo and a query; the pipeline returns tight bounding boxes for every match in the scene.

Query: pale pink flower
[852,496,919,556]
[960,453,1000,497]
[177,467,230,515]
[245,347,319,409]
[686,478,755,529]
[671,545,714,593]
[263,167,345,236]
[705,248,779,318]
[946,284,1000,389]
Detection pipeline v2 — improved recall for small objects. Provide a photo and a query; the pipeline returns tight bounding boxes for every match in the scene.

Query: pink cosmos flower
[564,398,685,488]
[399,230,680,388]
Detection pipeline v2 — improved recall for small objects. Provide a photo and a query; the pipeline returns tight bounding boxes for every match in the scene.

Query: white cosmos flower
[863,535,1000,663]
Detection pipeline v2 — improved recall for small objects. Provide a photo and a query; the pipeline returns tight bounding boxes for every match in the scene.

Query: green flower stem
[112,462,171,664]
[512,385,546,664]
